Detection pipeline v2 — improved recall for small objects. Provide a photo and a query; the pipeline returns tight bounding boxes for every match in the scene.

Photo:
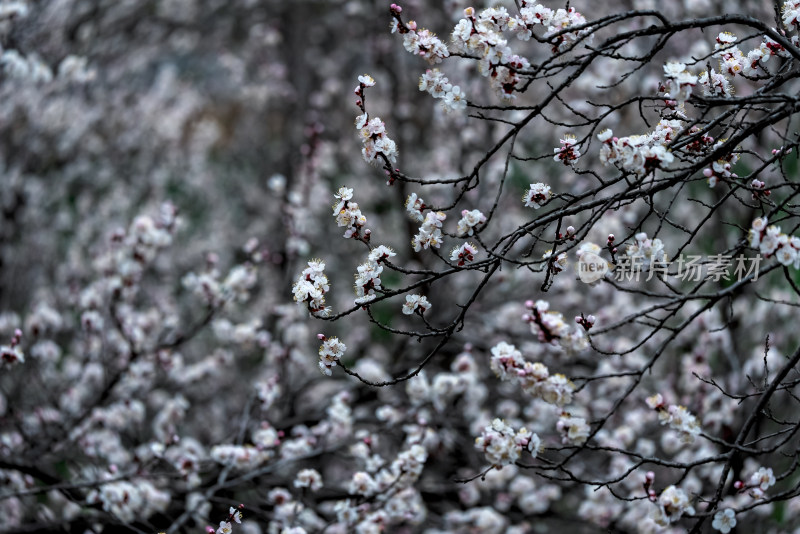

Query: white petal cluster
[702,144,739,187]
[784,1,800,26]
[294,469,323,492]
[456,209,486,236]
[713,32,746,77]
[746,466,776,499]
[402,294,431,315]
[94,203,177,300]
[368,245,396,264]
[291,259,330,316]
[349,471,377,496]
[661,405,701,444]
[0,49,52,83]
[712,509,737,533]
[489,341,575,405]
[405,192,425,222]
[597,121,677,175]
[356,111,398,165]
[652,485,695,526]
[222,264,257,303]
[333,186,368,239]
[525,299,570,341]
[443,507,507,533]
[696,29,790,96]
[450,242,478,266]
[749,217,800,268]
[358,74,375,86]
[699,68,733,98]
[522,183,552,208]
[412,211,446,252]
[625,232,667,270]
[523,300,588,353]
[553,134,580,165]
[450,7,534,99]
[354,259,383,305]
[318,336,347,376]
[400,23,449,64]
[647,395,701,444]
[662,62,698,103]
[450,3,591,107]
[252,424,280,449]
[543,248,568,274]
[334,442,428,531]
[351,245,397,307]
[184,262,256,308]
[86,479,170,524]
[557,413,591,445]
[0,330,24,369]
[58,54,96,82]
[419,69,467,111]
[539,6,591,52]
[475,418,541,466]
[210,444,271,469]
